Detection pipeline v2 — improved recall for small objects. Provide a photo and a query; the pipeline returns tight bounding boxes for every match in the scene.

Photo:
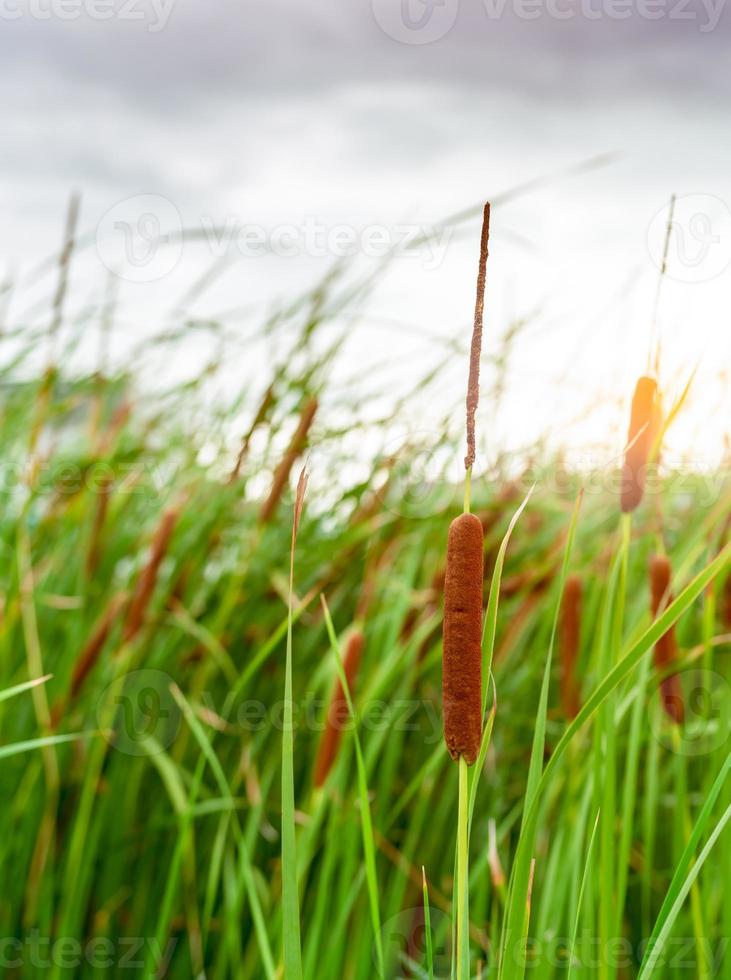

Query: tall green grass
[0,244,728,979]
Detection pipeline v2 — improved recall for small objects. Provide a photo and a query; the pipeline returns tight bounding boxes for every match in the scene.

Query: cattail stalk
[559,574,583,720]
[229,381,275,482]
[444,202,490,980]
[259,396,317,524]
[122,504,181,643]
[313,630,364,787]
[650,555,684,724]
[50,591,128,728]
[620,376,660,513]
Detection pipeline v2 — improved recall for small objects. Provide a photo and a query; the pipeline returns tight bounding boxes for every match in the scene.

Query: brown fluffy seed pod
[650,555,684,724]
[559,574,583,720]
[259,397,318,524]
[621,376,659,513]
[442,512,484,764]
[313,631,364,788]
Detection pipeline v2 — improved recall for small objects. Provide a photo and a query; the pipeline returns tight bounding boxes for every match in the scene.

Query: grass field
[0,239,729,979]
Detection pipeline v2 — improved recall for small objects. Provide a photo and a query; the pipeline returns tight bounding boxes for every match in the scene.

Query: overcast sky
[2,0,730,468]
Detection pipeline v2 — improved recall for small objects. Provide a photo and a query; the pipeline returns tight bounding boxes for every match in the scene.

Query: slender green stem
[464,466,473,514]
[457,756,470,980]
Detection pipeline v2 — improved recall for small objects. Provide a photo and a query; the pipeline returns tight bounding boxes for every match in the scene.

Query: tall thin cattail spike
[49,191,81,366]
[648,194,676,377]
[464,202,491,472]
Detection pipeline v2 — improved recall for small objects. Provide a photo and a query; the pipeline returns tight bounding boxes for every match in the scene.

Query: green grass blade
[321,595,384,977]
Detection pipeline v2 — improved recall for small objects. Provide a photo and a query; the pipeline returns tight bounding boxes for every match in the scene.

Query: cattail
[229,382,275,482]
[50,591,128,727]
[650,554,684,724]
[442,513,484,764]
[559,575,582,720]
[122,504,181,642]
[620,376,659,513]
[259,396,318,524]
[86,474,112,577]
[723,573,731,630]
[442,204,490,766]
[313,630,364,787]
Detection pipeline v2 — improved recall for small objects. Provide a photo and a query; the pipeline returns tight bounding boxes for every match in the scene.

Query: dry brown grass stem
[229,382,275,482]
[259,397,318,524]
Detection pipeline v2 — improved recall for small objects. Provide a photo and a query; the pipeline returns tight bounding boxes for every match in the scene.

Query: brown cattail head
[559,574,583,720]
[442,512,484,764]
[650,554,684,724]
[122,504,181,643]
[621,376,659,513]
[313,630,364,787]
[259,397,318,524]
[50,590,128,727]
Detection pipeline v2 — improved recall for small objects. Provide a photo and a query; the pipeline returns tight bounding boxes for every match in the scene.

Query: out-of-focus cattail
[723,573,731,630]
[621,376,659,513]
[86,474,112,578]
[259,396,318,524]
[442,513,484,764]
[50,591,128,727]
[313,630,364,787]
[229,382,275,483]
[559,574,583,720]
[650,554,684,724]
[122,504,181,643]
